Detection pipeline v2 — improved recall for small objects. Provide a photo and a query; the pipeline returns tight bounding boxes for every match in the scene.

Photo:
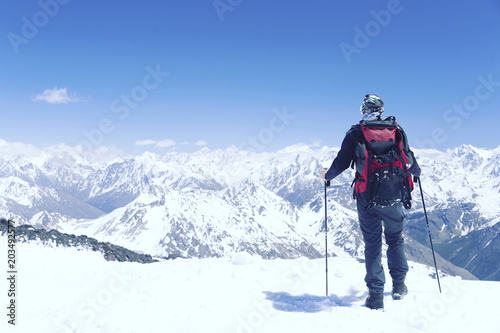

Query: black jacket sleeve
[398,125,421,177]
[407,150,421,177]
[325,128,358,181]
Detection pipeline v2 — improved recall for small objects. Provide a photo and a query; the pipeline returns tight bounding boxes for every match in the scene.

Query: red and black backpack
[351,116,414,209]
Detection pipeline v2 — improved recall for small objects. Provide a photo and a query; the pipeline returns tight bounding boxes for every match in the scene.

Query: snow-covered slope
[0,241,498,333]
[1,143,499,279]
[69,183,321,259]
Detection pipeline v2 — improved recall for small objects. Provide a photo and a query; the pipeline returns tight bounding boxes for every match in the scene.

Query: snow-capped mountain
[1,143,499,280]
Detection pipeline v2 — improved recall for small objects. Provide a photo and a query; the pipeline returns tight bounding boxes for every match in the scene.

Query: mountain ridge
[1,143,498,280]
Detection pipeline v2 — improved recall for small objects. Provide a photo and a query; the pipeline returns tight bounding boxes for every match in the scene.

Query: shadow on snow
[263,291,368,313]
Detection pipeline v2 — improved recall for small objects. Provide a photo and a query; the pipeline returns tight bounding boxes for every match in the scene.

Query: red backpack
[352,116,414,209]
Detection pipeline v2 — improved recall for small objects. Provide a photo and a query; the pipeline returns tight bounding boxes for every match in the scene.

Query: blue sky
[1,0,500,154]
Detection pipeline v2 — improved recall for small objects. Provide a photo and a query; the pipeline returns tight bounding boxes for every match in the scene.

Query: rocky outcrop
[0,218,164,263]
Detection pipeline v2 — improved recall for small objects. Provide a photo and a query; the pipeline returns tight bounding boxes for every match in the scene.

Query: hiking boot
[365,291,384,310]
[392,283,408,300]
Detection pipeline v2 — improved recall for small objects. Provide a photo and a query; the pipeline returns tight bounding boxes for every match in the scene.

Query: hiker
[320,94,421,310]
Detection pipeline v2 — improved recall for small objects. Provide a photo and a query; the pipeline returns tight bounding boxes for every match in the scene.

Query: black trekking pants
[356,194,409,294]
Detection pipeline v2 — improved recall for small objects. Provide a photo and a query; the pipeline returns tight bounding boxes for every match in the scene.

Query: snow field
[0,240,498,333]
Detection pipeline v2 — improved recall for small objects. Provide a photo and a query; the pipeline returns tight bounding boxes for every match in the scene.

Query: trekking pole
[416,176,442,293]
[324,178,330,296]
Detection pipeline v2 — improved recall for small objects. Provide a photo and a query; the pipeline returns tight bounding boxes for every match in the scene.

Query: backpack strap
[365,152,376,209]
[395,148,413,209]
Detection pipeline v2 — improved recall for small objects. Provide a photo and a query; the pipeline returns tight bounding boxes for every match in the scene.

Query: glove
[320,168,328,182]
[408,162,421,178]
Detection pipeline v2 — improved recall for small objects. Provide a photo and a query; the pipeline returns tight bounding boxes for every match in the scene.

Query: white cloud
[134,139,200,149]
[310,140,322,147]
[0,139,124,167]
[0,139,40,158]
[34,87,82,104]
[156,139,176,148]
[134,139,179,148]
[194,140,208,146]
[134,139,157,146]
